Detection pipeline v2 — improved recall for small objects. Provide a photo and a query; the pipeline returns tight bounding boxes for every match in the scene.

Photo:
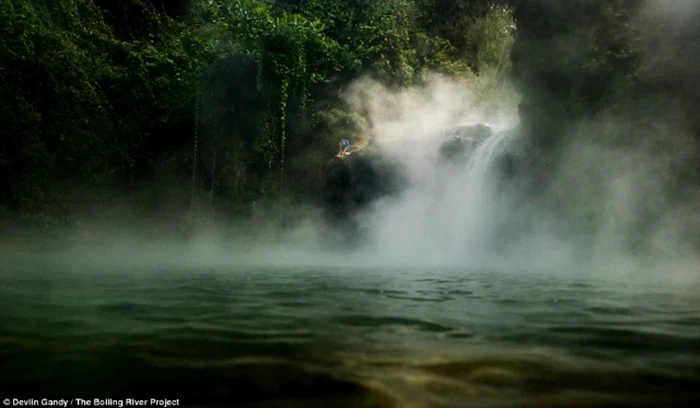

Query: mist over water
[358,124,515,268]
[0,0,695,282]
[2,72,698,288]
[2,12,700,408]
[1,3,699,291]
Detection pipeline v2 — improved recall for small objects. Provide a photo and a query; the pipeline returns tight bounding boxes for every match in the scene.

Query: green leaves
[1,0,517,216]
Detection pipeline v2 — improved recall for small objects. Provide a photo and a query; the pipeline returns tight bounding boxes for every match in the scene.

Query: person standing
[338,139,351,156]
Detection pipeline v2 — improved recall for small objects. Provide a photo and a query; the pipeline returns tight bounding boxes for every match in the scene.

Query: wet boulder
[322,147,406,218]
[438,124,494,162]
[320,147,407,247]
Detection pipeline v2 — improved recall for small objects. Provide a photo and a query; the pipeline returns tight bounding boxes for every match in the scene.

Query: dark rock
[438,124,494,162]
[322,148,406,214]
[321,123,495,219]
[320,147,407,245]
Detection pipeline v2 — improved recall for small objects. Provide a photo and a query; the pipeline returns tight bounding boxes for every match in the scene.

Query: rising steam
[3,4,699,285]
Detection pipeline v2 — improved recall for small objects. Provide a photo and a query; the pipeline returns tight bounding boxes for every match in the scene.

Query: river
[1,264,698,407]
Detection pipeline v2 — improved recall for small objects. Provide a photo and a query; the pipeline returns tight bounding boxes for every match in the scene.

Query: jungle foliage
[0,0,515,222]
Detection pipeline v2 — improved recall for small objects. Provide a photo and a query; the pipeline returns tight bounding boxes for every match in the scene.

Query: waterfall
[365,127,516,266]
[448,129,514,257]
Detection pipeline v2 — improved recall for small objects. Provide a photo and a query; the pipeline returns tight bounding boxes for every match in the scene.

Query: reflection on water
[1,266,698,407]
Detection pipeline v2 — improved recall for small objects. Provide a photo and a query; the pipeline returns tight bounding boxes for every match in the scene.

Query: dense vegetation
[0,0,514,226]
[2,0,698,248]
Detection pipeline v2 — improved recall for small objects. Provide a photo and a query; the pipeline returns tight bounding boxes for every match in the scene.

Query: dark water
[1,264,699,407]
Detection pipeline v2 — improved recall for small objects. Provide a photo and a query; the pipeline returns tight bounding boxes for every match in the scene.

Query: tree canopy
[0,0,515,222]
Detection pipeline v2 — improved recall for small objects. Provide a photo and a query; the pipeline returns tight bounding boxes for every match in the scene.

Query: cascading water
[364,127,516,266]
[448,129,514,257]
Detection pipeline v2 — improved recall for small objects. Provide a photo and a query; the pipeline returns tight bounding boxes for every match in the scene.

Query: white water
[449,130,513,255]
[361,129,517,267]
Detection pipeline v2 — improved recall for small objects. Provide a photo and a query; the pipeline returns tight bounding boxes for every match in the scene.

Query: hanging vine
[220,3,341,200]
[296,47,308,116]
[256,102,276,171]
[256,54,264,92]
[190,87,200,207]
[279,76,289,194]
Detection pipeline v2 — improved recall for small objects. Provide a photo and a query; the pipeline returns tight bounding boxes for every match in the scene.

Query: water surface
[1,265,698,407]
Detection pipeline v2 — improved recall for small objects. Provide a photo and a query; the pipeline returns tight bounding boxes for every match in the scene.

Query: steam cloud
[3,2,699,287]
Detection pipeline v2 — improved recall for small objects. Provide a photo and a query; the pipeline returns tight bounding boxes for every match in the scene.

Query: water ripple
[1,266,698,407]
